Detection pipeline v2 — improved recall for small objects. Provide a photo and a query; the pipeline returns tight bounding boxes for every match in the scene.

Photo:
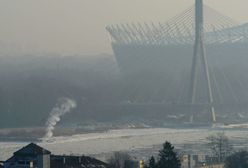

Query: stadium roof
[106,5,248,45]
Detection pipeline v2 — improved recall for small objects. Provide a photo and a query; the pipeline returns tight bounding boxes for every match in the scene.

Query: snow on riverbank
[1,127,248,161]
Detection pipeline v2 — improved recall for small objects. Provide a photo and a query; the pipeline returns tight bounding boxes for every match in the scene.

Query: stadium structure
[106,1,248,123]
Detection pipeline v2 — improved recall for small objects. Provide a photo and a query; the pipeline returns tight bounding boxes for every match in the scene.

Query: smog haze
[0,0,247,55]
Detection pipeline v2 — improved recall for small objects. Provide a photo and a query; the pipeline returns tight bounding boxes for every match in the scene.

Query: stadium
[106,3,248,123]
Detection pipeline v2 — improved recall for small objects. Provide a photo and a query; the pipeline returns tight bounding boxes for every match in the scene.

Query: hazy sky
[0,0,247,55]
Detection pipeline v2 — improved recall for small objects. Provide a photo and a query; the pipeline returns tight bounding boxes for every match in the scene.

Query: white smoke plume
[44,97,77,139]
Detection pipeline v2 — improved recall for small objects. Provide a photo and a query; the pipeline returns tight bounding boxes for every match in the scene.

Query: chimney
[63,157,66,164]
[30,161,34,168]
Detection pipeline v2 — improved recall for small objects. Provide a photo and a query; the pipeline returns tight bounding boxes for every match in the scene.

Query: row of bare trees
[207,132,232,163]
[107,132,248,168]
[207,132,248,168]
[107,141,181,168]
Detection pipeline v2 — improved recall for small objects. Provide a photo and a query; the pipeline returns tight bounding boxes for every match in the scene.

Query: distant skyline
[0,0,247,56]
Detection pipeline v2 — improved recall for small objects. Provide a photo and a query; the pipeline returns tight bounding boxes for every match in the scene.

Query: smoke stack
[43,97,77,140]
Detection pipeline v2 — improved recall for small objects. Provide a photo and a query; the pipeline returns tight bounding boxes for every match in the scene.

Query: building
[4,143,51,168]
[4,143,108,168]
[106,3,248,119]
[200,164,224,168]
[50,155,108,168]
[180,153,225,168]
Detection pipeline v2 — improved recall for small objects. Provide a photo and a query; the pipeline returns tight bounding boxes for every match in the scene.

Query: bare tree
[207,132,232,163]
[225,150,248,168]
[108,152,133,168]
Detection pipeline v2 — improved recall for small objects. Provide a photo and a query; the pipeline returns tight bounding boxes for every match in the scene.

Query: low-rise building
[4,143,108,168]
[50,155,108,168]
[180,153,224,168]
[200,164,224,168]
[4,143,51,168]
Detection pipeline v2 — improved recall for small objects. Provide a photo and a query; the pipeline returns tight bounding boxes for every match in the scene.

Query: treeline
[107,133,248,168]
[1,53,248,128]
[0,54,119,128]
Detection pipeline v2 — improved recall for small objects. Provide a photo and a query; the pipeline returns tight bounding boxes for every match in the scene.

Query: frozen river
[1,127,248,161]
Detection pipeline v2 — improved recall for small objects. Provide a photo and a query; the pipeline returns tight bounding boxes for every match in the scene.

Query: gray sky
[0,0,247,55]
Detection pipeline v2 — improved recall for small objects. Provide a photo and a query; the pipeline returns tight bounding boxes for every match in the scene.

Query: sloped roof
[14,143,51,156]
[51,155,108,168]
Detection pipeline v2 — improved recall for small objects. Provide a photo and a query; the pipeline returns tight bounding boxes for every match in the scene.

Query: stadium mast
[189,0,216,123]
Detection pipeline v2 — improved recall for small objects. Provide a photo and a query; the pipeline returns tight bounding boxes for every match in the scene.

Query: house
[4,143,108,168]
[4,143,51,168]
[50,155,108,168]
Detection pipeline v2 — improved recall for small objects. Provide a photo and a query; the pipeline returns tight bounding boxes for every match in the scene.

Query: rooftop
[13,143,51,156]
[106,5,248,45]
